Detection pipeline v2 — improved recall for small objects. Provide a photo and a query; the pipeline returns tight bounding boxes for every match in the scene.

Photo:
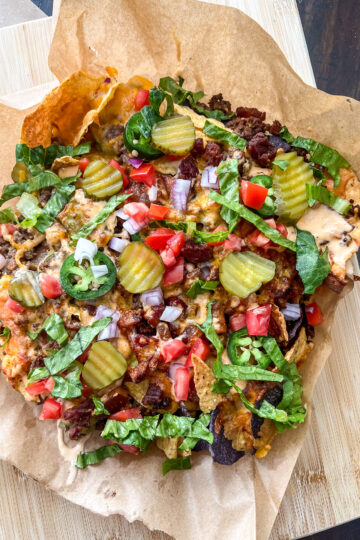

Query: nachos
[0,71,359,474]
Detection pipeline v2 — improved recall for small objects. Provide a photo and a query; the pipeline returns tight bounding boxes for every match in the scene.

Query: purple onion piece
[98,322,120,341]
[115,209,129,220]
[128,157,144,168]
[108,237,129,253]
[148,185,158,202]
[140,286,163,307]
[123,217,148,234]
[281,303,301,321]
[171,178,191,211]
[0,254,6,270]
[168,359,186,382]
[160,306,182,323]
[201,166,219,189]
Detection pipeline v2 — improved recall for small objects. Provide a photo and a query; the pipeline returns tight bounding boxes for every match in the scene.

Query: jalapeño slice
[60,252,116,300]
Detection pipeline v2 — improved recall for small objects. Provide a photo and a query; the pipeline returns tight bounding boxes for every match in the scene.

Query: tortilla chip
[156,436,179,459]
[125,380,149,404]
[285,327,313,368]
[192,355,224,413]
[218,395,253,452]
[21,71,118,147]
[254,419,278,458]
[271,305,288,342]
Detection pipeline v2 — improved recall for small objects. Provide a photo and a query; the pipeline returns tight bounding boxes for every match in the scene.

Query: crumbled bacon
[179,156,199,178]
[205,142,224,166]
[248,132,277,167]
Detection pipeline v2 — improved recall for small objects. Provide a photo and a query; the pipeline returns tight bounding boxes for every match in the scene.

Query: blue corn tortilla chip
[208,408,244,465]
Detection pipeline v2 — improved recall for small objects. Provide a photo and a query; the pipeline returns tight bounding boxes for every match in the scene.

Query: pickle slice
[9,270,45,308]
[118,241,164,293]
[272,151,314,223]
[151,115,195,155]
[220,251,275,298]
[81,159,123,199]
[82,341,127,390]
[11,162,31,183]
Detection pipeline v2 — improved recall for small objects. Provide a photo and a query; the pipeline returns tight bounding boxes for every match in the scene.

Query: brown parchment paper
[0,1,360,539]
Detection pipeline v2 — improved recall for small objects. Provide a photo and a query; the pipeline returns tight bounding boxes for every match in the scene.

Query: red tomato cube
[39,398,62,420]
[229,313,246,332]
[109,409,142,421]
[241,180,268,210]
[39,273,62,299]
[161,339,187,363]
[130,163,156,187]
[145,228,175,250]
[246,304,272,336]
[135,89,150,110]
[148,204,169,219]
[163,257,184,286]
[305,302,324,326]
[174,367,190,401]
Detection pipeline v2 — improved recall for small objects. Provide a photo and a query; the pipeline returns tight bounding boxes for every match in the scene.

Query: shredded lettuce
[186,279,219,299]
[71,193,131,240]
[16,141,91,169]
[272,159,290,171]
[0,207,18,224]
[305,184,351,215]
[44,317,111,375]
[279,126,294,143]
[27,313,69,346]
[162,457,191,475]
[216,159,240,232]
[0,326,11,347]
[149,219,196,235]
[291,136,349,188]
[209,191,297,251]
[296,228,330,294]
[51,361,83,399]
[203,121,247,150]
[27,366,50,384]
[92,397,110,416]
[193,229,228,244]
[215,364,284,383]
[197,301,224,368]
[158,76,234,121]
[76,444,122,469]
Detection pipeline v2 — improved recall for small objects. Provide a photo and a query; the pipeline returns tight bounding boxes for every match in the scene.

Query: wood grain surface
[1,2,360,539]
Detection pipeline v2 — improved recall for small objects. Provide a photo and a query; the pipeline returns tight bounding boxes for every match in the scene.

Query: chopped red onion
[148,185,158,202]
[91,265,108,279]
[128,157,143,168]
[160,306,182,323]
[108,237,129,253]
[95,305,120,340]
[201,166,219,189]
[123,217,148,234]
[115,209,129,220]
[98,322,120,341]
[281,303,301,321]
[171,178,191,211]
[0,254,6,270]
[141,286,163,307]
[168,358,186,382]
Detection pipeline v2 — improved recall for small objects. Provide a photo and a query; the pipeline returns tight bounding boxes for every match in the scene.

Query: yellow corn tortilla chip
[271,305,288,342]
[218,394,253,452]
[192,355,224,413]
[285,327,314,368]
[254,419,278,458]
[21,71,119,147]
[125,380,149,404]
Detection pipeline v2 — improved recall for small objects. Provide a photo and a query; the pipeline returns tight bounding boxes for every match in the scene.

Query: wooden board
[1,2,360,539]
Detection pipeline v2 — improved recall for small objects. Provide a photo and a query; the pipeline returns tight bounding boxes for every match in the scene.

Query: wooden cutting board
[1,2,360,539]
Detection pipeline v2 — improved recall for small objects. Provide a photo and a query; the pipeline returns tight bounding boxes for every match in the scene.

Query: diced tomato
[305,302,324,326]
[265,218,276,229]
[168,154,186,161]
[174,368,190,401]
[39,398,62,420]
[78,157,90,174]
[186,338,210,368]
[246,304,272,336]
[134,89,150,110]
[207,225,227,246]
[163,257,184,286]
[123,202,149,222]
[229,313,246,332]
[130,163,156,187]
[81,379,92,398]
[5,224,16,234]
[241,180,268,210]
[5,297,25,313]
[247,230,270,248]
[224,233,242,252]
[148,203,169,219]
[160,247,177,267]
[109,159,129,188]
[161,339,187,363]
[109,408,142,421]
[167,231,185,257]
[39,273,62,299]
[119,444,140,454]
[145,228,175,250]
[276,222,288,237]
[26,377,54,397]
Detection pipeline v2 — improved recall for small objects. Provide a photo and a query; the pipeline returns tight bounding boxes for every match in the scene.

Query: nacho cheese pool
[0,71,359,475]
